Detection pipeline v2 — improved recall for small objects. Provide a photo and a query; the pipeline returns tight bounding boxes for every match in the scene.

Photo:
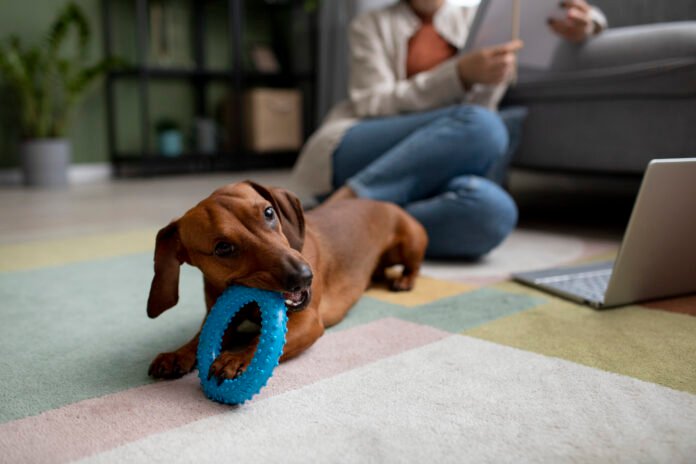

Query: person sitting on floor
[291,0,607,258]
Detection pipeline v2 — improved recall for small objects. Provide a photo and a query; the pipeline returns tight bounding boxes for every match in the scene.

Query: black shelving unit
[101,0,317,177]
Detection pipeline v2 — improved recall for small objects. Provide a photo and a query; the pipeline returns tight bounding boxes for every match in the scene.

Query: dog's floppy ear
[246,181,306,252]
[147,221,189,318]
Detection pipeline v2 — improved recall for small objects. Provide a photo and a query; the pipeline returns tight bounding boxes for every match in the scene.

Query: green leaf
[47,2,91,60]
[0,1,122,137]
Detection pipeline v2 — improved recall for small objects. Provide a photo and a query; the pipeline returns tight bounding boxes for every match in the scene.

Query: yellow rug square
[366,276,474,307]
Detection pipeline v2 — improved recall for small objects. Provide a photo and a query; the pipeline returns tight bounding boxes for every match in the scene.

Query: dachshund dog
[147,181,427,383]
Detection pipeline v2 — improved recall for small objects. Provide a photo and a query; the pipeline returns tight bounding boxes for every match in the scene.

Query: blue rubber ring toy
[197,286,288,405]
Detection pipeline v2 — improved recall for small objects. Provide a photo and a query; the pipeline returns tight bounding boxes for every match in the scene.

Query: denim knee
[422,176,517,259]
[452,176,517,257]
[449,105,509,167]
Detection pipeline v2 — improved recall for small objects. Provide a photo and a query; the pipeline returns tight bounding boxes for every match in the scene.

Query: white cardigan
[290,0,605,204]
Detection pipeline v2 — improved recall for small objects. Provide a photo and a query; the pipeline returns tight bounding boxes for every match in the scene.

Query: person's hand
[457,40,523,89]
[548,0,597,43]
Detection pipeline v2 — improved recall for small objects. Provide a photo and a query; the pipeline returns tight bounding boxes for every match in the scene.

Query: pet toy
[197,286,287,404]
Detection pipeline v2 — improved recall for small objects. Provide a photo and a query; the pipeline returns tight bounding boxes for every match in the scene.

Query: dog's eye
[264,206,275,221]
[214,242,234,257]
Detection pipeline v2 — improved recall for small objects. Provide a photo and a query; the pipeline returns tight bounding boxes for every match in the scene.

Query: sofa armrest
[510,22,696,100]
[550,21,696,71]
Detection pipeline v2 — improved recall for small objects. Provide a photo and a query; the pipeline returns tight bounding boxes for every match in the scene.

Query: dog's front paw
[148,351,196,379]
[207,351,253,385]
[389,274,416,292]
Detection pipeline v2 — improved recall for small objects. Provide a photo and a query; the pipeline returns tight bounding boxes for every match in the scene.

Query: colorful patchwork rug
[1,229,695,463]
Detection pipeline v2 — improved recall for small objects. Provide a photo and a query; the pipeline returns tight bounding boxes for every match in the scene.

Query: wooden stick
[512,0,521,41]
[510,0,521,85]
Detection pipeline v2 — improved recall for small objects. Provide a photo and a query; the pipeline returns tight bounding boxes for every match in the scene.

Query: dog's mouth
[282,287,311,312]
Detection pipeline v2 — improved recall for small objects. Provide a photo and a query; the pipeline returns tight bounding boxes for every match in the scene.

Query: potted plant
[0,2,118,187]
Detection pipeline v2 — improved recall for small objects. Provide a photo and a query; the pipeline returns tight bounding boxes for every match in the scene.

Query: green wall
[0,0,107,168]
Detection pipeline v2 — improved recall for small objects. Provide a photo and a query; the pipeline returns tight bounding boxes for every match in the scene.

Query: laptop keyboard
[534,269,613,303]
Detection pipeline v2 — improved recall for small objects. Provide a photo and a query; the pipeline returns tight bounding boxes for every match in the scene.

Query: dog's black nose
[285,263,313,292]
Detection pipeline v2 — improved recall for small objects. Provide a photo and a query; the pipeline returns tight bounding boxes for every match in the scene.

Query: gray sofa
[316,1,696,176]
[506,2,696,175]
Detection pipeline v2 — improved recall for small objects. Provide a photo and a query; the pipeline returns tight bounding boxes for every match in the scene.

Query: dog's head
[146,181,312,318]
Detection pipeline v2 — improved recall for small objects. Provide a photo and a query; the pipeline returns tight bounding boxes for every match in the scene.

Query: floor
[0,169,631,282]
[5,171,696,463]
[0,171,291,244]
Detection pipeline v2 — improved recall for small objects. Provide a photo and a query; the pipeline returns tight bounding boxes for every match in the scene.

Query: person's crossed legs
[331,104,518,259]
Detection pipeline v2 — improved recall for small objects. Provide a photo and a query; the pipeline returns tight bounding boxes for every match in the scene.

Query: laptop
[513,158,696,308]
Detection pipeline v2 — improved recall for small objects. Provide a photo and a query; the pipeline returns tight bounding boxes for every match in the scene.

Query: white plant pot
[20,139,71,188]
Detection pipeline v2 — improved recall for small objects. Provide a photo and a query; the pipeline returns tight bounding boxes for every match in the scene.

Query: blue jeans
[332,104,518,259]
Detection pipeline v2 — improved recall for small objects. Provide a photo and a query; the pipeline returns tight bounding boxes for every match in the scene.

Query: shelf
[111,67,315,85]
[245,71,316,85]
[111,68,233,80]
[112,150,299,177]
[102,0,317,177]
[112,153,217,177]
[114,152,224,161]
[114,150,299,159]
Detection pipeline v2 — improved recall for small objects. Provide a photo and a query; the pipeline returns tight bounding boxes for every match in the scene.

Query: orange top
[406,11,457,78]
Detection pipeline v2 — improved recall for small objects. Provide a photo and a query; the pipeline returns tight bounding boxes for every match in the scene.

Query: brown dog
[147,181,427,382]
